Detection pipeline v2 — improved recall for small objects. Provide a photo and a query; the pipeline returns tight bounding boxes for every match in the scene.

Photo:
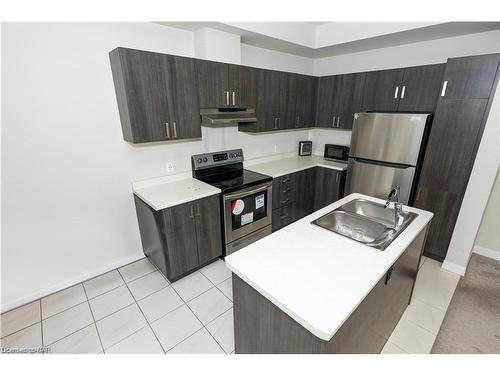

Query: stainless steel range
[192,149,273,256]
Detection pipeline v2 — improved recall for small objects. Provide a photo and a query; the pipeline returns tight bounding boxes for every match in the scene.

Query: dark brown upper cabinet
[396,64,446,112]
[109,47,201,143]
[362,64,445,113]
[362,68,404,112]
[439,54,500,99]
[196,60,231,108]
[315,73,365,130]
[290,74,317,128]
[264,70,291,130]
[196,60,259,108]
[315,75,340,127]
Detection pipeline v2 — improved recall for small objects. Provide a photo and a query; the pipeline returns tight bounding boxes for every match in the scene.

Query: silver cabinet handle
[188,204,194,219]
[441,81,448,97]
[195,202,201,217]
[332,115,336,127]
[394,86,399,99]
[336,116,340,128]
[273,118,277,129]
[165,122,170,139]
[401,86,406,99]
[232,91,236,106]
[336,173,339,184]
[278,117,281,129]
[224,91,230,106]
[172,122,178,138]
[296,115,300,127]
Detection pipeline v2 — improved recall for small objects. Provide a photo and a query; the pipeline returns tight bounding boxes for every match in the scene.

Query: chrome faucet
[385,186,404,228]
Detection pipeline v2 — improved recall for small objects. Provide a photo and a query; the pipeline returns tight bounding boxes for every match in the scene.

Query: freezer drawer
[345,158,415,204]
[350,112,430,166]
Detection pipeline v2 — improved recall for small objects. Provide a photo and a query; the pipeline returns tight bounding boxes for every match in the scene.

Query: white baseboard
[473,245,500,261]
[441,260,467,276]
[1,253,145,314]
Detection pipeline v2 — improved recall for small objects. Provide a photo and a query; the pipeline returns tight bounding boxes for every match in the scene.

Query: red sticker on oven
[231,199,245,215]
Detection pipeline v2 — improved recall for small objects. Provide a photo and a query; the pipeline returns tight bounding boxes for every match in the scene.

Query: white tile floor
[0,255,459,354]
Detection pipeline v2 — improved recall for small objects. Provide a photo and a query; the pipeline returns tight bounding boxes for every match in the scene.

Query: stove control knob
[229,154,234,158]
[197,158,203,163]
[203,157,208,162]
[237,152,242,157]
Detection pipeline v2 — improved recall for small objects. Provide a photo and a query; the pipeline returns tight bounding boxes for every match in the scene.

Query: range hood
[200,108,257,125]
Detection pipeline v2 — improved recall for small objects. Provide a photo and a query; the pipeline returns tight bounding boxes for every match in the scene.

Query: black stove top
[191,149,272,194]
[197,168,272,194]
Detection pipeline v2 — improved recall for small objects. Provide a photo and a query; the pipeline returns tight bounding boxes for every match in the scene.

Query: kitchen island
[225,193,433,353]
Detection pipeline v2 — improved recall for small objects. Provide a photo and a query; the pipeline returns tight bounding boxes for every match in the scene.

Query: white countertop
[133,176,221,211]
[225,193,433,341]
[245,154,348,178]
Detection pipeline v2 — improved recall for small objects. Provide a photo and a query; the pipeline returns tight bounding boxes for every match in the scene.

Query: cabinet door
[293,75,317,128]
[440,54,500,99]
[169,55,202,140]
[264,70,290,130]
[163,202,199,279]
[336,73,366,129]
[376,228,425,339]
[362,68,404,112]
[314,168,341,211]
[110,48,175,143]
[194,195,223,265]
[315,75,339,128]
[295,168,316,218]
[415,99,488,261]
[233,65,265,109]
[196,59,230,108]
[397,64,446,112]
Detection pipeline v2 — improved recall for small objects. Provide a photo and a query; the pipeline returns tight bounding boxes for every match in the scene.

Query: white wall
[474,169,500,257]
[314,30,500,75]
[241,43,314,75]
[0,23,314,312]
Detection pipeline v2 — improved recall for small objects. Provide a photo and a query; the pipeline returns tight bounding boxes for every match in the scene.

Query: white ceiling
[157,21,500,58]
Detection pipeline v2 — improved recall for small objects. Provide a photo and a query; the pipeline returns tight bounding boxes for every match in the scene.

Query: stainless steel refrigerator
[345,112,432,205]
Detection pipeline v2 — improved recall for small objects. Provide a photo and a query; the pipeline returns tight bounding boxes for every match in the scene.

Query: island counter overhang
[225,193,433,353]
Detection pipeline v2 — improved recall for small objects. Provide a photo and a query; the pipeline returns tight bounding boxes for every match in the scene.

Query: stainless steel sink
[311,199,417,251]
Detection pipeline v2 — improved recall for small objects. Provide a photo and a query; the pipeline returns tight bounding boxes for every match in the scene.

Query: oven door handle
[224,182,272,201]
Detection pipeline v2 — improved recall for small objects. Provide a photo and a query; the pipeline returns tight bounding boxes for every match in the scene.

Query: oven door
[223,182,273,245]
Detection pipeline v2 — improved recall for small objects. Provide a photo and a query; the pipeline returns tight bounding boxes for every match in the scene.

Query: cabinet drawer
[272,174,298,209]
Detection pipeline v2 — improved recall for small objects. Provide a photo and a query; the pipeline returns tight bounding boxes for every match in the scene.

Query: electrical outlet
[166,162,174,173]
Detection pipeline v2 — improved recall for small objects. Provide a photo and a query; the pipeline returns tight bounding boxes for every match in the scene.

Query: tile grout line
[82,282,105,354]
[166,274,228,354]
[117,271,167,354]
[43,321,96,348]
[165,326,206,353]
[45,322,96,349]
[1,320,44,341]
[385,340,409,354]
[39,299,44,350]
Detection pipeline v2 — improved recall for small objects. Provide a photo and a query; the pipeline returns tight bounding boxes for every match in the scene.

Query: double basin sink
[311,198,418,251]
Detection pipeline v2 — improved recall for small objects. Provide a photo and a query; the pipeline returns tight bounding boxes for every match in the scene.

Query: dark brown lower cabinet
[313,167,345,211]
[272,167,346,232]
[233,226,428,354]
[134,194,222,281]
